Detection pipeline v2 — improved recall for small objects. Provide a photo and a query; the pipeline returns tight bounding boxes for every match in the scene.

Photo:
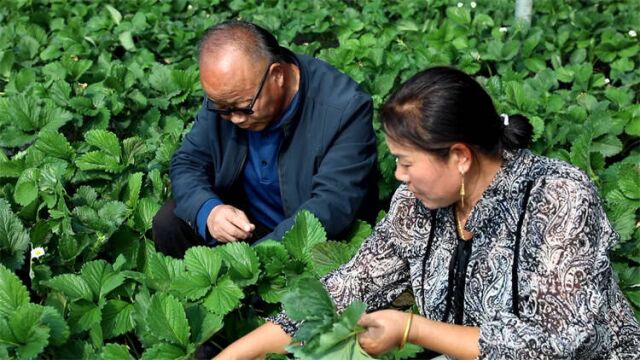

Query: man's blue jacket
[169,52,378,242]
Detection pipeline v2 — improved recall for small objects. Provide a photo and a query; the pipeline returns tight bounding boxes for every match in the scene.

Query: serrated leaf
[149,65,179,94]
[619,166,640,200]
[10,304,50,360]
[122,137,147,165]
[140,342,187,360]
[186,305,224,345]
[40,306,69,346]
[311,241,354,276]
[147,294,190,347]
[184,246,222,283]
[14,167,39,206]
[592,135,623,158]
[46,274,93,301]
[202,276,244,316]
[85,130,121,159]
[35,131,74,160]
[97,201,129,231]
[76,151,122,173]
[124,172,143,208]
[315,301,367,354]
[220,242,260,286]
[81,260,125,300]
[134,197,161,232]
[282,276,335,322]
[0,200,30,271]
[0,263,30,317]
[170,273,211,300]
[569,130,593,176]
[69,301,102,334]
[145,252,185,291]
[255,240,290,277]
[102,300,135,339]
[283,211,327,265]
[101,343,135,360]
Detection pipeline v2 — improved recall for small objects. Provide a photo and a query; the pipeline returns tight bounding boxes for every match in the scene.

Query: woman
[215,67,640,359]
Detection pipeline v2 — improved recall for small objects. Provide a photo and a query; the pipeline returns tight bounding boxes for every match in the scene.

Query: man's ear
[271,63,285,87]
[449,143,472,174]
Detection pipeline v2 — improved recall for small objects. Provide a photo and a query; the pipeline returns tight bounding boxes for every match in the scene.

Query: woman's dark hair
[198,20,290,64]
[380,66,533,157]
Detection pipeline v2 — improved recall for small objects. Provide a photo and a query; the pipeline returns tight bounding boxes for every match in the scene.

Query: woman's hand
[357,309,408,356]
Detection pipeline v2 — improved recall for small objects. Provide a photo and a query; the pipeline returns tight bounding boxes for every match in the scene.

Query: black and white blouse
[272,149,640,359]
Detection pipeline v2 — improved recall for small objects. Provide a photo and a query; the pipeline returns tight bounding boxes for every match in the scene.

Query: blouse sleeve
[269,187,414,336]
[478,177,639,358]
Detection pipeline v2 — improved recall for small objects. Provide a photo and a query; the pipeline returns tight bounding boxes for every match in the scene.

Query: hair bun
[501,114,533,150]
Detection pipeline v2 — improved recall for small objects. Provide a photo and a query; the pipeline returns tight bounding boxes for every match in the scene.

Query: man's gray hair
[198,20,284,64]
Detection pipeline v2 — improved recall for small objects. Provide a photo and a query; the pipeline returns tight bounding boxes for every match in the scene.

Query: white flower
[629,30,637,38]
[604,78,611,84]
[31,247,45,259]
[499,27,508,33]
[457,2,464,7]
[470,2,477,8]
[187,5,193,10]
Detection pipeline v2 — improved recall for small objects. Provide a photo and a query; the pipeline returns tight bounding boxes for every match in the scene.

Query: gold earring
[460,172,465,209]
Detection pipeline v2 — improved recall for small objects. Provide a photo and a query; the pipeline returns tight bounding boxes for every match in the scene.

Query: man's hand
[207,205,255,242]
[357,310,406,356]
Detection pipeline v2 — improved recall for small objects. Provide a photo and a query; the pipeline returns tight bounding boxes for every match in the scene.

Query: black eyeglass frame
[206,63,273,116]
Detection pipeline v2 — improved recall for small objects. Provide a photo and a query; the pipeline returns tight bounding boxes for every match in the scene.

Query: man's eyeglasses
[206,63,273,116]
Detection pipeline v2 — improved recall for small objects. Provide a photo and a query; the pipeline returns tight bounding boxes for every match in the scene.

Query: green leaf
[104,5,122,25]
[101,343,135,360]
[40,306,69,346]
[618,165,640,200]
[145,252,185,291]
[220,242,260,286]
[85,130,121,159]
[282,276,335,322]
[592,135,623,158]
[69,301,102,333]
[202,276,244,316]
[140,342,187,360]
[81,260,125,300]
[311,241,354,276]
[34,131,74,160]
[46,274,93,302]
[134,197,161,232]
[97,201,129,230]
[184,246,223,283]
[147,294,191,347]
[125,172,143,208]
[170,273,211,301]
[0,263,30,317]
[119,31,136,51]
[102,300,135,339]
[283,211,327,265]
[0,200,30,271]
[255,240,290,277]
[185,305,224,345]
[14,167,39,206]
[569,130,593,176]
[76,151,122,173]
[10,304,50,360]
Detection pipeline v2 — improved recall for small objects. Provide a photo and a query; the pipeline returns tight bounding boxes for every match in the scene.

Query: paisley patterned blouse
[271,149,640,359]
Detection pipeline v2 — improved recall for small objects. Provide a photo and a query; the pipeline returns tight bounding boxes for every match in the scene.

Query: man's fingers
[229,208,255,233]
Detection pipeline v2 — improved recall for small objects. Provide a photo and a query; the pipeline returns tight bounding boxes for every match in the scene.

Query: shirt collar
[464,149,534,232]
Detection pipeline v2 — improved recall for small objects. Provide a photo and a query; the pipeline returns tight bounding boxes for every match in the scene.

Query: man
[152,20,378,258]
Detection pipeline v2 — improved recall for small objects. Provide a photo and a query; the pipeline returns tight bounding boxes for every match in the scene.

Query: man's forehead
[200,49,263,101]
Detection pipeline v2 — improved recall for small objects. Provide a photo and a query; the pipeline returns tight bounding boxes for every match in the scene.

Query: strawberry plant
[0,0,638,358]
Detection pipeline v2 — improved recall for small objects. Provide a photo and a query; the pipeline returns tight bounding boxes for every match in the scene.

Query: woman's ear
[449,143,472,174]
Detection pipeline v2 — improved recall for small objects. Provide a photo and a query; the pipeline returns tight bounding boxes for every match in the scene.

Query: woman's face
[386,135,461,209]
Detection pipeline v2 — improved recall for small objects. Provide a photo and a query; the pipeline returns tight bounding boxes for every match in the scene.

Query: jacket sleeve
[169,104,221,228]
[269,187,413,335]
[477,177,639,359]
[261,94,376,241]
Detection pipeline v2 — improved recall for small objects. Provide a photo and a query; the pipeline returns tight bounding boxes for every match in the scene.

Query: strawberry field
[0,0,639,359]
